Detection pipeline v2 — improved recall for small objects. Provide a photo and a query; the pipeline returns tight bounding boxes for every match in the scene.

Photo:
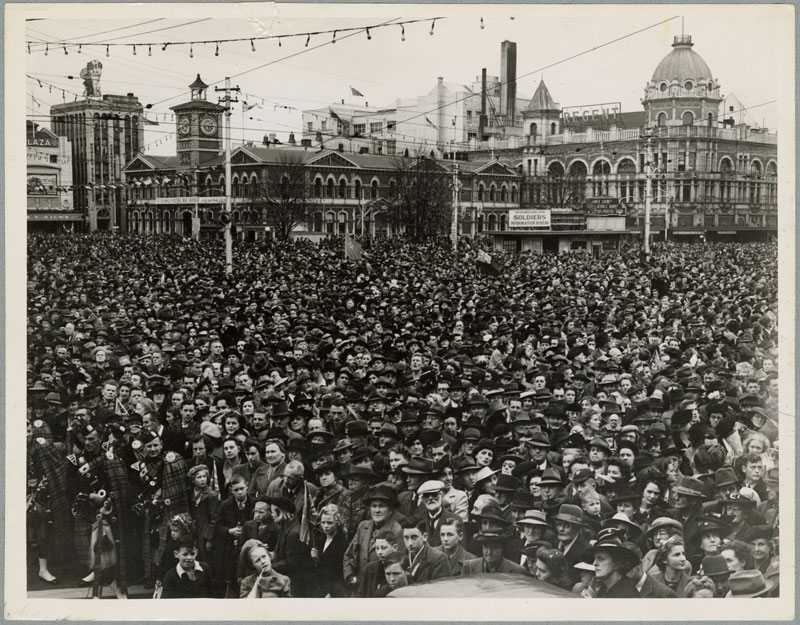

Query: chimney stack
[500,41,517,125]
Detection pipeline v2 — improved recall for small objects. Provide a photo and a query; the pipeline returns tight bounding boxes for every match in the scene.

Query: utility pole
[215,78,240,275]
[643,133,653,261]
[451,163,461,252]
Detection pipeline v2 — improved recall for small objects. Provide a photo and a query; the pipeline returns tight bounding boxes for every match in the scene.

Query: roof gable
[307,150,359,168]
[474,161,519,177]
[124,155,156,172]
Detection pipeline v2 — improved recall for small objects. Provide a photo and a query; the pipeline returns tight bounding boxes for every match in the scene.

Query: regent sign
[509,209,551,229]
[561,102,622,124]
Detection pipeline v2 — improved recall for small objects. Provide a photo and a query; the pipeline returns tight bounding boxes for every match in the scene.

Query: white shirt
[176,561,204,578]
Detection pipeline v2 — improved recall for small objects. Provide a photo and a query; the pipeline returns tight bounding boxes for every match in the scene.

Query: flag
[350,86,364,97]
[143,117,159,126]
[344,233,363,261]
[329,108,342,122]
[143,177,153,186]
[243,101,257,112]
[425,116,437,128]
[476,249,502,276]
[299,483,313,545]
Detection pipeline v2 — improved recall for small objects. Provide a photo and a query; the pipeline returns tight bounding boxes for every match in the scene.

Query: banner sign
[142,197,225,205]
[561,102,621,125]
[509,209,551,229]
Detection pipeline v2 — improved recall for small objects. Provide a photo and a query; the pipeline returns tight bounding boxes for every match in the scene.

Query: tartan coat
[28,436,71,564]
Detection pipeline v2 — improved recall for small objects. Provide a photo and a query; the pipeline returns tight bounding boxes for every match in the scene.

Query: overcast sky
[22,3,789,156]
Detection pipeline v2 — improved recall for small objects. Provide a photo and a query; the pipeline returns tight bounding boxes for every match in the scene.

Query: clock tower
[170,74,225,169]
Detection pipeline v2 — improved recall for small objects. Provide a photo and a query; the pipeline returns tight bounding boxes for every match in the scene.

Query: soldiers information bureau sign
[509,209,551,229]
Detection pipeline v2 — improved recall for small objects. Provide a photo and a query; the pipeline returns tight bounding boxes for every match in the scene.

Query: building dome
[651,35,713,83]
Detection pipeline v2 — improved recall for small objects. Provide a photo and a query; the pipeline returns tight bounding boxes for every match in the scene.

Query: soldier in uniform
[129,429,190,586]
[65,421,130,598]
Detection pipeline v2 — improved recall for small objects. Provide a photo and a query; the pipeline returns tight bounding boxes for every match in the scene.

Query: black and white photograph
[5,2,795,621]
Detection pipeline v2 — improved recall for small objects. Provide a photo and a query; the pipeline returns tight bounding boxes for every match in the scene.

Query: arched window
[550,122,556,135]
[499,214,507,230]
[707,113,714,128]
[231,175,239,197]
[510,186,518,203]
[488,214,497,230]
[389,180,397,195]
[326,179,334,198]
[500,186,508,202]
[337,211,347,234]
[530,123,537,137]
[657,112,667,127]
[354,179,362,200]
[313,212,323,232]
[682,111,694,126]
[478,184,484,201]
[338,178,347,199]
[371,180,379,199]
[325,211,335,234]
[592,160,611,175]
[720,158,733,173]
[314,178,322,198]
[489,185,496,202]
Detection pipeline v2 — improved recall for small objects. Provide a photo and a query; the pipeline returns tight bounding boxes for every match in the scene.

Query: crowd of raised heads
[26,232,779,598]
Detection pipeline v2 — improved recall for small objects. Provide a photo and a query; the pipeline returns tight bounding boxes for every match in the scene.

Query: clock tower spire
[170,74,225,169]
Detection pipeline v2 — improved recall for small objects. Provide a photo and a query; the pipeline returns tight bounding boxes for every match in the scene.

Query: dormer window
[659,82,668,92]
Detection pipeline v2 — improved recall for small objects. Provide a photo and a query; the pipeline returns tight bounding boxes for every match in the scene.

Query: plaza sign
[509,209,551,229]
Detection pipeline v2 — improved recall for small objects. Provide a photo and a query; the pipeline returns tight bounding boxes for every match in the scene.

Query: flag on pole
[425,116,438,128]
[476,249,502,276]
[299,483,313,545]
[243,101,257,112]
[344,233,363,261]
[350,86,364,97]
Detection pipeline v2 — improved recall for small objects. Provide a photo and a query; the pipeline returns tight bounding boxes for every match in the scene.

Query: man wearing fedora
[460,531,525,576]
[552,503,591,582]
[726,569,776,598]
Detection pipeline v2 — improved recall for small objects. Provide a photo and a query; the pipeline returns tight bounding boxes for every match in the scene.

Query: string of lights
[26,17,443,55]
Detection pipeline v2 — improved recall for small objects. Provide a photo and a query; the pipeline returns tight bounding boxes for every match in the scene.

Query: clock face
[200,116,218,136]
[178,116,190,135]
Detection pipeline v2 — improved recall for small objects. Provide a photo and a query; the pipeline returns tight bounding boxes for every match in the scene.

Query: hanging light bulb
[49,85,52,93]
[401,25,405,41]
[106,45,110,57]
[215,42,219,56]
[306,34,311,47]
[27,42,31,54]
[45,43,49,55]
[480,17,485,29]
[162,43,169,51]
[148,44,152,56]
[133,44,137,55]
[78,44,82,53]
[278,37,282,47]
[250,39,255,51]
[190,43,193,58]
[430,19,436,35]
[332,30,337,44]
[366,28,371,40]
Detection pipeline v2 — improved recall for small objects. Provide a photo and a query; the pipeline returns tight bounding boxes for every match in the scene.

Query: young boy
[357,530,400,598]
[435,519,476,576]
[160,538,214,598]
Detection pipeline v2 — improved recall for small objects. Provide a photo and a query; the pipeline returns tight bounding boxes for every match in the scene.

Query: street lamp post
[643,134,653,261]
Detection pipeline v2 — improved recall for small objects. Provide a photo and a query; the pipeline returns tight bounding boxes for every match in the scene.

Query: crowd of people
[25,232,781,599]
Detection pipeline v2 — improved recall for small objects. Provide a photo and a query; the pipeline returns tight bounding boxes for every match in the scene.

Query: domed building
[642,35,723,128]
[464,33,777,253]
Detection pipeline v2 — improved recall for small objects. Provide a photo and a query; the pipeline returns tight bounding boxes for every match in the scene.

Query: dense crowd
[26,232,780,599]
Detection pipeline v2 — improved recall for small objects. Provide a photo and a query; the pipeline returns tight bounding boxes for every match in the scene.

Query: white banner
[509,209,551,228]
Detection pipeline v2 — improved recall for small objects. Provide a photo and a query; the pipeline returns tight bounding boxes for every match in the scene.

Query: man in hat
[399,457,437,520]
[552,503,591,581]
[460,531,525,576]
[699,554,732,597]
[726,569,776,598]
[669,476,711,545]
[130,428,190,588]
[416,480,460,548]
[343,484,405,595]
[65,421,131,597]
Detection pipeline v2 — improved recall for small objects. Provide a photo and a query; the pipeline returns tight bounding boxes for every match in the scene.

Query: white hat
[417,480,445,495]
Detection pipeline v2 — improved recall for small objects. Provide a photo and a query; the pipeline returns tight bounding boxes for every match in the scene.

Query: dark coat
[405,542,451,584]
[311,529,348,597]
[434,544,476,577]
[271,516,315,598]
[233,460,272,497]
[188,489,219,563]
[160,561,215,598]
[356,558,387,598]
[638,574,678,599]
[212,496,254,585]
[460,557,526,576]
[598,574,641,598]
[420,509,461,548]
